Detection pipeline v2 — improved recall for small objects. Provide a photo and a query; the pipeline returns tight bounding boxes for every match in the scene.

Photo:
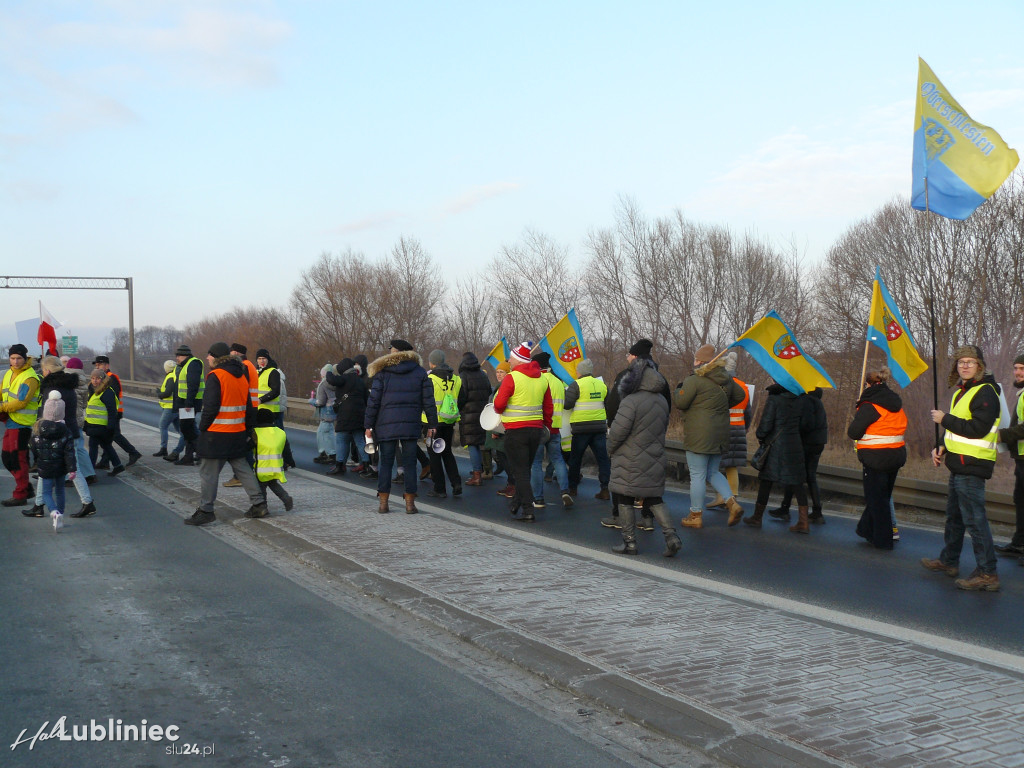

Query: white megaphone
[364,434,377,454]
[428,437,446,453]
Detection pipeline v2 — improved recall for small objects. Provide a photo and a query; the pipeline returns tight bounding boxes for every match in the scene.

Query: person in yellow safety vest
[565,358,611,499]
[155,360,185,458]
[995,353,1024,561]
[83,368,125,477]
[169,344,205,466]
[423,349,464,499]
[253,408,293,512]
[1,344,42,505]
[254,348,296,471]
[91,354,142,467]
[848,367,907,550]
[528,350,572,509]
[922,345,1002,592]
[493,341,553,522]
[184,342,266,526]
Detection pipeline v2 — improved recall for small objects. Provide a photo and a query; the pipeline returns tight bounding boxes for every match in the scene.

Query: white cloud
[438,181,520,217]
[334,210,408,234]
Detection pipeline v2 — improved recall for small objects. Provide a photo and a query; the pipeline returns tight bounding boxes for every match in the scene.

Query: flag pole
[924,177,942,450]
[859,336,871,394]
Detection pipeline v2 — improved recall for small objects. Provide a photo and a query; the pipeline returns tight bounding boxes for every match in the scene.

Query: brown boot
[377,492,390,514]
[465,470,483,486]
[681,509,702,528]
[743,503,766,528]
[789,505,810,534]
[594,487,610,501]
[404,493,418,514]
[725,497,744,526]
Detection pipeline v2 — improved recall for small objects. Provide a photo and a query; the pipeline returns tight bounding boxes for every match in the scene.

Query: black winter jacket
[847,382,907,472]
[457,353,492,446]
[799,388,828,448]
[331,367,368,433]
[755,384,810,484]
[38,371,80,440]
[999,381,1024,460]
[31,420,76,479]
[83,378,118,441]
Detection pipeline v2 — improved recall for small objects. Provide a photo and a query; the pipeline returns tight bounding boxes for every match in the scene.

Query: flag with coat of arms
[729,311,835,395]
[537,309,586,384]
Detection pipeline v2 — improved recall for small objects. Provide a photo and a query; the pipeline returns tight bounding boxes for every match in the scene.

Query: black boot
[612,504,638,555]
[649,502,681,557]
[153,447,168,457]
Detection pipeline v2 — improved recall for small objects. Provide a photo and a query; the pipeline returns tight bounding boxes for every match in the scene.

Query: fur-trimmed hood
[368,349,422,378]
[619,358,668,398]
[693,356,731,386]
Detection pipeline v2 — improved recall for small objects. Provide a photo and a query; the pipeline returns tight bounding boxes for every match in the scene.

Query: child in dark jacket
[30,391,77,531]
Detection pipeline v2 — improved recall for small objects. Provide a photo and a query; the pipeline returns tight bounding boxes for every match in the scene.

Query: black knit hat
[175,345,191,357]
[629,338,653,357]
[8,343,28,357]
[230,343,247,355]
[390,339,414,352]
[256,348,270,359]
[208,342,231,358]
[1014,353,1024,367]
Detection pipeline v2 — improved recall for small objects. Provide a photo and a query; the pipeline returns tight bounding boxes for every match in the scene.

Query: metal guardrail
[121,381,1013,525]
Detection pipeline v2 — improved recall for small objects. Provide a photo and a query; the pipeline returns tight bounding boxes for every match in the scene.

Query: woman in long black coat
[743,382,812,532]
[457,352,492,486]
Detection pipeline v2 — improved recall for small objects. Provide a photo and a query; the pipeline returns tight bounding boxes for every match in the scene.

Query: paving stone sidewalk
[121,422,1024,768]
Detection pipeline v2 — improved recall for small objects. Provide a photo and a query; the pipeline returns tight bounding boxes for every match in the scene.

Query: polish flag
[38,301,61,356]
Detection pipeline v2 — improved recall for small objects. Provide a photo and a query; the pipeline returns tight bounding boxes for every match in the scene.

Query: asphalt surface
[1,454,669,768]
[123,397,1024,656]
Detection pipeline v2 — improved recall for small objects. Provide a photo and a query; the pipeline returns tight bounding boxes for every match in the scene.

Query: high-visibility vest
[242,358,260,409]
[254,426,287,483]
[1016,390,1024,456]
[424,373,462,424]
[85,390,120,426]
[944,383,1000,461]
[207,369,249,432]
[543,371,565,429]
[501,370,548,426]
[855,403,907,450]
[176,358,205,402]
[729,377,749,427]
[107,372,125,414]
[2,367,41,427]
[257,367,280,412]
[570,376,607,425]
[159,371,175,409]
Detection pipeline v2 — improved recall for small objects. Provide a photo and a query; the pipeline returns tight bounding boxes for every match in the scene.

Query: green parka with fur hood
[673,357,745,455]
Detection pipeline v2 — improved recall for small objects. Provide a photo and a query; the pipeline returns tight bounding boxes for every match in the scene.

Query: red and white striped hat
[510,341,535,365]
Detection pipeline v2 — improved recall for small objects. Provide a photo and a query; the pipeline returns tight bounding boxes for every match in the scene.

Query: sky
[3,0,1024,352]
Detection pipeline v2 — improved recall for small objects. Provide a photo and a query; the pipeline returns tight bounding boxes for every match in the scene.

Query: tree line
[107,171,1024,457]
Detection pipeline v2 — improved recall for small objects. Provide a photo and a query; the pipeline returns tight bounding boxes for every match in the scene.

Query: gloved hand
[68,471,77,481]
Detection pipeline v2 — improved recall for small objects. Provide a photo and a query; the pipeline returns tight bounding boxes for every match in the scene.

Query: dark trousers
[856,466,897,549]
[88,433,123,469]
[757,478,806,507]
[112,415,139,456]
[378,439,419,495]
[429,423,461,492]
[778,444,823,510]
[1012,460,1024,548]
[503,427,543,510]
[568,431,611,488]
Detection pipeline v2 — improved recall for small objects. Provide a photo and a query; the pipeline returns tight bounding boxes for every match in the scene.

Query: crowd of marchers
[4,336,1023,592]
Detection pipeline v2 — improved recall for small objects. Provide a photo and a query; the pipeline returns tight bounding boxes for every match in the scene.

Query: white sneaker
[51,510,64,532]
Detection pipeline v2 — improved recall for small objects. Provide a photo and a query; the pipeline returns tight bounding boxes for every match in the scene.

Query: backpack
[438,379,459,424]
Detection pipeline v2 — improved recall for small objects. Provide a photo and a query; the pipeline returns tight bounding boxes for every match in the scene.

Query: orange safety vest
[855,403,907,450]
[108,372,124,414]
[729,377,749,427]
[207,369,249,433]
[242,358,260,409]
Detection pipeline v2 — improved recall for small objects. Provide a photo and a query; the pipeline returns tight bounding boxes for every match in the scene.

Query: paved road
[1,460,693,767]
[126,397,1024,656]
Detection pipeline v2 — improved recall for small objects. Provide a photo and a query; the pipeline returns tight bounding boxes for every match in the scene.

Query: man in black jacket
[996,353,1024,563]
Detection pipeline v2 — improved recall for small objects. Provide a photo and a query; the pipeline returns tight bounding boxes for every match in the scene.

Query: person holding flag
[995,354,1024,562]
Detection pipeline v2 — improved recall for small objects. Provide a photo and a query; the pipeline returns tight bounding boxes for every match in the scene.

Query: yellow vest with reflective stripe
[2,367,41,426]
[254,425,287,483]
[257,367,280,412]
[85,390,120,426]
[1016,389,1024,456]
[570,376,607,425]
[543,371,565,429]
[176,357,205,401]
[502,371,547,426]
[944,383,1000,461]
[159,371,174,409]
[423,372,462,423]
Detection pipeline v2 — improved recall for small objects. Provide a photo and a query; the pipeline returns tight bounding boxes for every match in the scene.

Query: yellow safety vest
[159,371,175,409]
[2,367,41,426]
[85,390,120,426]
[501,370,547,426]
[254,426,287,483]
[944,383,1000,461]
[257,367,280,412]
[543,371,565,429]
[423,373,462,424]
[176,357,205,402]
[1016,389,1024,456]
[570,376,607,425]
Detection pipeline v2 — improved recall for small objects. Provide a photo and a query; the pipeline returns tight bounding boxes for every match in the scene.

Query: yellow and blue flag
[729,311,834,395]
[538,309,586,383]
[912,57,1019,220]
[867,267,928,388]
[485,337,510,369]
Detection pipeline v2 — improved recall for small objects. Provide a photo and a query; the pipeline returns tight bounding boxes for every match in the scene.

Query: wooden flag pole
[924,178,942,450]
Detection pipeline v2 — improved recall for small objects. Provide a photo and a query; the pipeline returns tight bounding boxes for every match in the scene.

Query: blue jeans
[531,433,568,498]
[939,473,998,575]
[377,439,418,495]
[468,445,483,473]
[568,432,611,488]
[41,477,66,513]
[686,451,732,512]
[317,421,336,456]
[74,435,95,480]
[335,431,368,466]
[158,409,186,453]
